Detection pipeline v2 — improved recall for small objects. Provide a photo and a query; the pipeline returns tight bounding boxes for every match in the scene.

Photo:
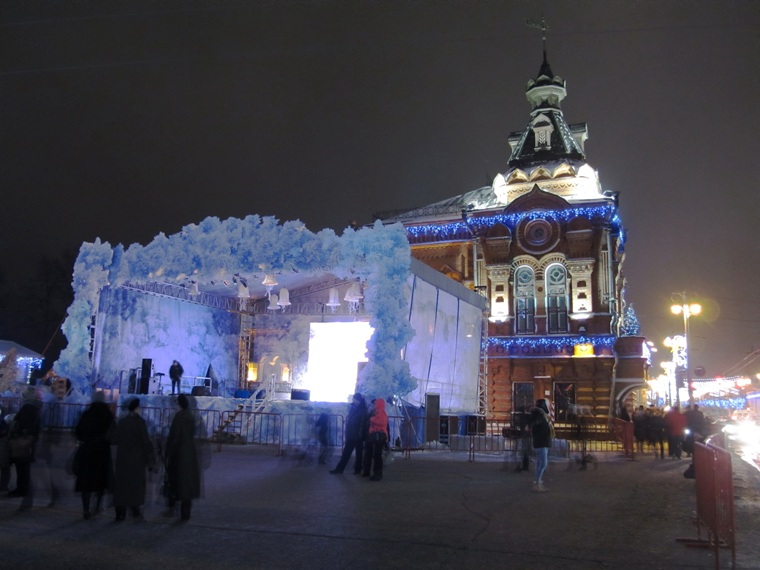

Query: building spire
[527,14,550,60]
[506,16,586,168]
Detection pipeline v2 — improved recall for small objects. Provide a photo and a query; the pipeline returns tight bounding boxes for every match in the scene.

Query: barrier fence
[677,440,736,569]
[217,411,284,453]
[1,398,221,443]
[2,395,629,459]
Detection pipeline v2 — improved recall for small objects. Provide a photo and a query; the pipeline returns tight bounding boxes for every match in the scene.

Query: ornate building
[380,50,649,424]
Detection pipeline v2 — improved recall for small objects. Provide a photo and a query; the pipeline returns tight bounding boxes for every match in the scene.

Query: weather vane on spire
[527,14,550,53]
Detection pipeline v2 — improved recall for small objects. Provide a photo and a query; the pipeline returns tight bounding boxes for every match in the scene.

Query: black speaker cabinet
[139,358,152,394]
[425,393,440,442]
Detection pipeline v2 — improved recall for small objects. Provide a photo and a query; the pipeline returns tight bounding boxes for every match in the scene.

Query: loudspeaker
[139,358,152,395]
[466,415,486,435]
[291,389,310,401]
[191,386,211,397]
[425,393,440,442]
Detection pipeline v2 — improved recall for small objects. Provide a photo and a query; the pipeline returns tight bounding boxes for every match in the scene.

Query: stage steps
[215,385,269,438]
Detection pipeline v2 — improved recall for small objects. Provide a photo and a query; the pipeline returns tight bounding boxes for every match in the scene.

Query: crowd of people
[1,384,717,515]
[631,403,710,460]
[0,389,204,521]
[329,393,389,481]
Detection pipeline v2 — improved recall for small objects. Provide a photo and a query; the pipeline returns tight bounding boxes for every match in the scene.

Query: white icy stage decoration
[56,216,415,400]
[54,215,486,413]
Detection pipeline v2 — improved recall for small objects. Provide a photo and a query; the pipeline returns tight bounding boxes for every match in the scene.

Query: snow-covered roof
[0,340,43,360]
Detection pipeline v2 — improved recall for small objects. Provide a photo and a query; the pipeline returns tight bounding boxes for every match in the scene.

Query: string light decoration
[406,207,623,242]
[698,396,746,410]
[488,335,616,354]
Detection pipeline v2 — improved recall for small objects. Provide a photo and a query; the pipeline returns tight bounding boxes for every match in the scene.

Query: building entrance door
[513,382,535,427]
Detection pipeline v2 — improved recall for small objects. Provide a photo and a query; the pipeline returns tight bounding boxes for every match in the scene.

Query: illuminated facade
[381,52,649,423]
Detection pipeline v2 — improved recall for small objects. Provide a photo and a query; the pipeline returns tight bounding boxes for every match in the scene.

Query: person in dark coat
[315,413,329,465]
[682,404,707,457]
[165,393,200,521]
[0,406,11,492]
[632,405,647,454]
[646,407,666,459]
[7,389,41,501]
[329,393,367,474]
[74,391,115,519]
[515,406,532,472]
[169,360,184,395]
[528,399,552,492]
[112,398,155,521]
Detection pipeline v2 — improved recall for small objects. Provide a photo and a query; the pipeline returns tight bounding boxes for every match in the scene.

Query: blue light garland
[698,397,746,410]
[488,335,616,351]
[406,206,622,241]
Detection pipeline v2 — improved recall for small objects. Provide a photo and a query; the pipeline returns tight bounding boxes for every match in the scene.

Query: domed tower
[492,50,606,206]
[379,42,647,425]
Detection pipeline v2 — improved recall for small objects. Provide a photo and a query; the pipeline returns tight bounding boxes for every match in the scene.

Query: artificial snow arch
[56,215,416,401]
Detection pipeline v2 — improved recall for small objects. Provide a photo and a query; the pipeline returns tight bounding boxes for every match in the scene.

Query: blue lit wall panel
[404,271,483,414]
[405,276,436,390]
[93,287,239,393]
[450,302,483,411]
[428,290,459,396]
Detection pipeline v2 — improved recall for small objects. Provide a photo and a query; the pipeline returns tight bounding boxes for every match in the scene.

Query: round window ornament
[517,216,560,254]
[525,219,552,246]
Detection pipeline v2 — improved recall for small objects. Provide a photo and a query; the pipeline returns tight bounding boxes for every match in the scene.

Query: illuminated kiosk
[0,340,44,385]
[55,217,486,440]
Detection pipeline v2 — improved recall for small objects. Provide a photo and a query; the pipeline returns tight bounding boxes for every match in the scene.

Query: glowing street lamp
[671,293,702,407]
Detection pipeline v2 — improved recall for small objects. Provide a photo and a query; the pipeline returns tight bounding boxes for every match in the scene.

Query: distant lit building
[0,340,44,386]
[380,51,649,423]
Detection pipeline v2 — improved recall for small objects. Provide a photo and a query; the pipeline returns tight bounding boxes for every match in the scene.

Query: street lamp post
[671,293,701,407]
[662,338,683,407]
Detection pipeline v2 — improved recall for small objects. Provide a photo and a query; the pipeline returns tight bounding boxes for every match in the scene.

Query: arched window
[514,266,536,335]
[546,264,568,333]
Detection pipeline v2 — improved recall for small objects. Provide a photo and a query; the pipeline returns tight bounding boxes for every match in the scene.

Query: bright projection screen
[301,321,373,402]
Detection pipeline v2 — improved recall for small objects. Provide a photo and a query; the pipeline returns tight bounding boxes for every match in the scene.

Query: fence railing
[2,395,627,458]
[217,411,284,452]
[2,397,221,442]
[677,439,736,569]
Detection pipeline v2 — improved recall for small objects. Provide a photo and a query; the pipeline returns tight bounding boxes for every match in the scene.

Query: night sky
[2,1,759,377]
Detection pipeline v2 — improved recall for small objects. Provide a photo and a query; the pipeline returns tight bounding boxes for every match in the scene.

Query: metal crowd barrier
[2,394,630,461]
[382,415,626,460]
[217,410,284,454]
[1,397,221,443]
[41,402,89,430]
[677,440,736,569]
[0,396,23,416]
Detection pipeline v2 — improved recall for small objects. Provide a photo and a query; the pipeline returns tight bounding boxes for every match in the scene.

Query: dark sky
[2,1,759,377]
